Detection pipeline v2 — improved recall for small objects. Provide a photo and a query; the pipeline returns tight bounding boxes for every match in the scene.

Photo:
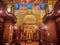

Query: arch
[23,15,37,24]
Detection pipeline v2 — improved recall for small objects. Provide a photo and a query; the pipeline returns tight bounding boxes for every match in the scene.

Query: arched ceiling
[3,0,57,24]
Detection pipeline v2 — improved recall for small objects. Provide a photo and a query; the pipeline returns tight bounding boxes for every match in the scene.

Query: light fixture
[48,33,50,36]
[42,25,47,29]
[0,9,6,16]
[7,8,11,13]
[0,10,2,13]
[14,26,18,30]
[35,26,38,29]
[57,10,60,13]
[7,5,11,13]
[44,25,47,29]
